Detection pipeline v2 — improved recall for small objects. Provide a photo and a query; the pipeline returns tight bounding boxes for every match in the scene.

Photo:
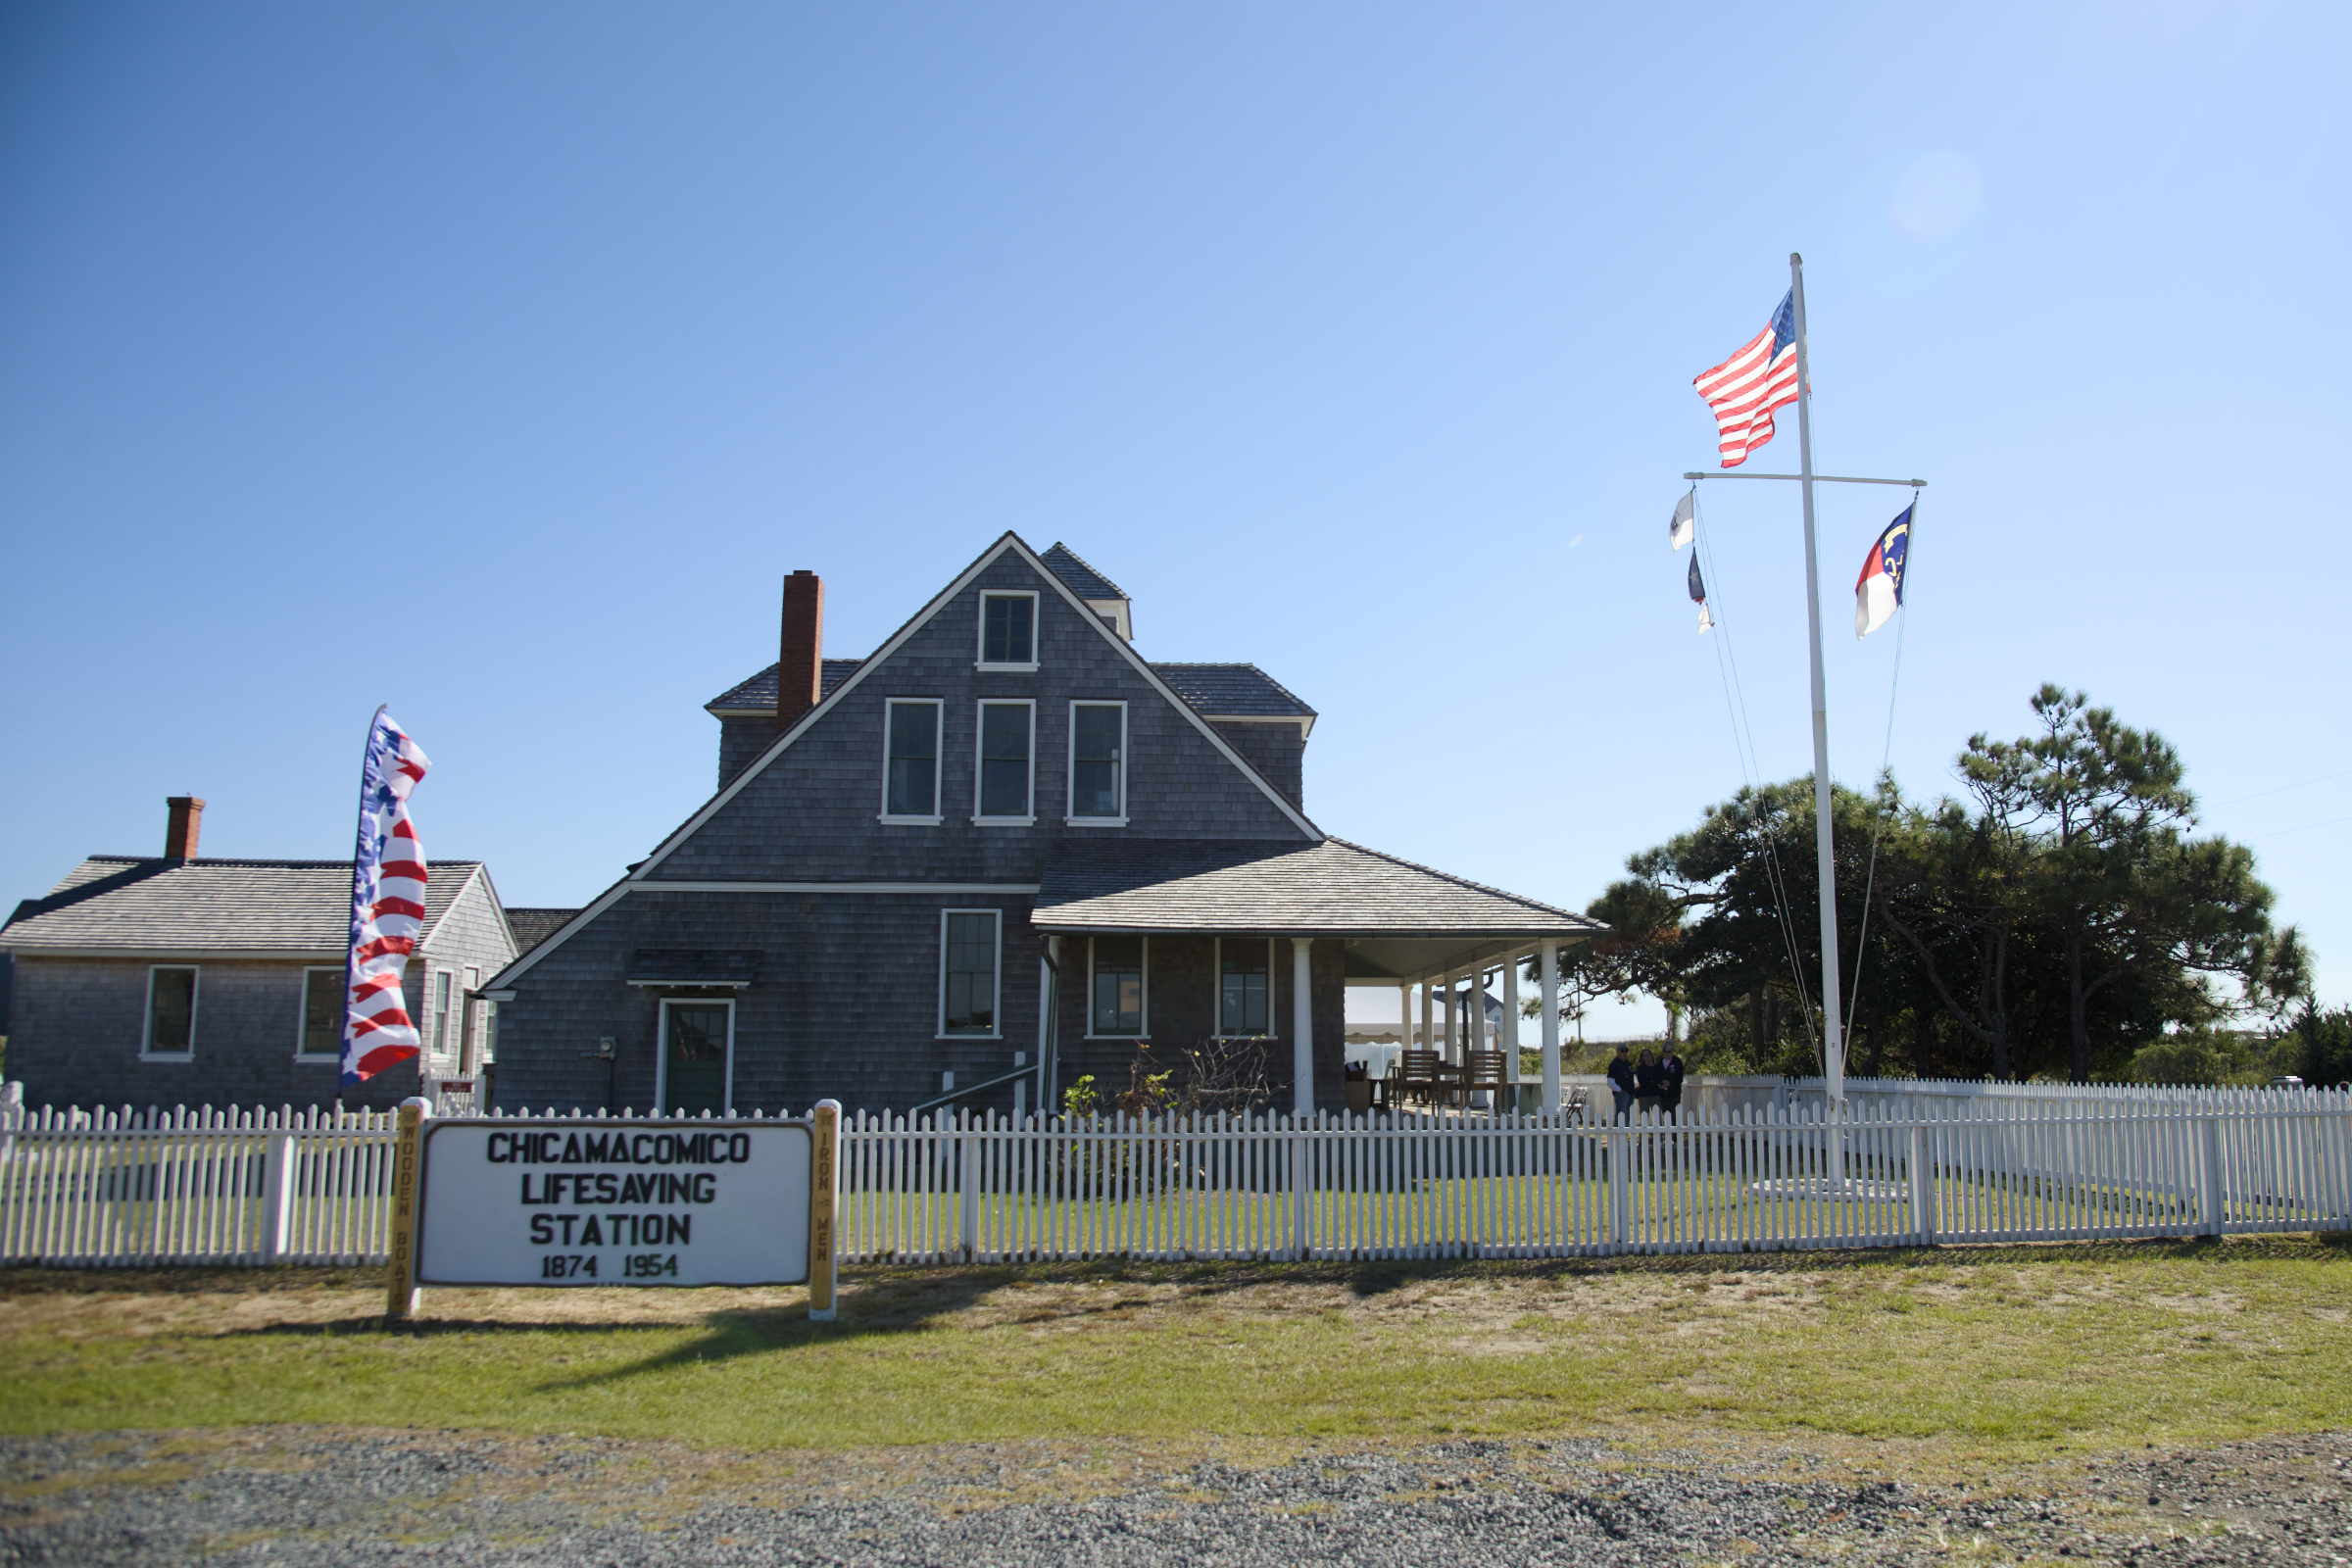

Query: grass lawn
[2,1235,2346,1470]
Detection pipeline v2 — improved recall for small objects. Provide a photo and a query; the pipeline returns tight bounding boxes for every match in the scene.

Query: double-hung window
[881,699,944,823]
[1216,938,1272,1037]
[939,909,1002,1037]
[976,591,1038,671]
[143,965,198,1058]
[1090,935,1147,1038]
[1068,702,1127,823]
[429,970,453,1057]
[974,700,1034,824]
[297,967,343,1058]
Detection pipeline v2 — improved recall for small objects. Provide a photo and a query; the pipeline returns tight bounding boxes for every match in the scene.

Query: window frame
[140,964,200,1060]
[974,590,1041,672]
[428,968,454,1060]
[1085,934,1150,1040]
[1213,937,1278,1039]
[972,697,1038,826]
[655,996,736,1114]
[1065,700,1130,826]
[878,697,946,825]
[936,907,1004,1039]
[295,965,344,1060]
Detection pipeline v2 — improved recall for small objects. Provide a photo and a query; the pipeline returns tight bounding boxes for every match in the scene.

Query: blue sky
[4,4,2347,1038]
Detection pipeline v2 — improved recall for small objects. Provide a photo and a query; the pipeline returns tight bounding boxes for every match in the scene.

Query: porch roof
[1032,838,1602,985]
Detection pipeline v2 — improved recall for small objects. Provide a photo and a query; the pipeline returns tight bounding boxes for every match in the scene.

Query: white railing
[3,1085,2345,1268]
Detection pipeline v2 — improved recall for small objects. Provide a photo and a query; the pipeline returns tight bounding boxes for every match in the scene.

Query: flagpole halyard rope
[1844,496,1916,1041]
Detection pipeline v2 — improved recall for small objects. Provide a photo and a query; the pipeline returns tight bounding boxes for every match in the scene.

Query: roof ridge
[80,856,485,868]
[1321,837,1599,927]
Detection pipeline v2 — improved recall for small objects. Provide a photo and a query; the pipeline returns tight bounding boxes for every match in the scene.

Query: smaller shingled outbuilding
[0,800,519,1112]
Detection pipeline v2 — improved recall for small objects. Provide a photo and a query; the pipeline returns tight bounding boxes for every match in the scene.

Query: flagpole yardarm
[1789,252,1848,1118]
[1686,471,1926,488]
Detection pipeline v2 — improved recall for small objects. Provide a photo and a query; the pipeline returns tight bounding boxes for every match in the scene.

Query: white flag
[1669,490,1694,550]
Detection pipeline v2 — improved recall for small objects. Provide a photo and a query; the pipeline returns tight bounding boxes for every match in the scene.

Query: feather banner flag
[1669,489,1694,550]
[1854,504,1913,637]
[341,709,433,1088]
[1689,553,1713,633]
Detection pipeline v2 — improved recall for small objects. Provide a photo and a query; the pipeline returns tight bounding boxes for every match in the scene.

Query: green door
[663,1004,729,1115]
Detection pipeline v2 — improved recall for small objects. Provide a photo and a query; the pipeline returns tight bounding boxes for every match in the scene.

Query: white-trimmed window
[974,700,1035,824]
[1089,935,1147,1038]
[881,698,944,823]
[658,998,734,1116]
[428,970,454,1058]
[142,965,198,1059]
[296,966,343,1059]
[939,908,1003,1037]
[1067,701,1127,824]
[976,590,1039,671]
[1215,938,1274,1037]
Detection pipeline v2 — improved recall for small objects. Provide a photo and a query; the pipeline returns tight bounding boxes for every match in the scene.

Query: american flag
[341,710,432,1088]
[1692,289,1799,467]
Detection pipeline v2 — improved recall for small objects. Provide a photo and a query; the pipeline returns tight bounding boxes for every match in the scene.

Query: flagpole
[1789,252,1848,1128]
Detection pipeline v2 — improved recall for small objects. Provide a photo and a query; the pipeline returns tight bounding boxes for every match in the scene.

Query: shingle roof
[1040,543,1127,602]
[1150,663,1316,718]
[0,858,486,955]
[706,659,865,715]
[1035,838,1596,937]
[506,907,581,956]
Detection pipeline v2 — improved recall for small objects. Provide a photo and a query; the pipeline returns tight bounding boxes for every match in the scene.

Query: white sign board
[415,1120,811,1287]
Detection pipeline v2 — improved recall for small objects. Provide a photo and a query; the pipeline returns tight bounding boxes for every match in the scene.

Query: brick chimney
[164,797,205,860]
[777,570,824,729]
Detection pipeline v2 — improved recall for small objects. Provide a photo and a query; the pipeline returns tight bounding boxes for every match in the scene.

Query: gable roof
[1040,542,1127,602]
[0,858,493,956]
[705,659,864,718]
[506,906,583,956]
[1032,837,1602,984]
[1152,663,1316,730]
[490,533,1325,992]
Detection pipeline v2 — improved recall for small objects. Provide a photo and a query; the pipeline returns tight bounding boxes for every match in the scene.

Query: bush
[2130,1036,2227,1086]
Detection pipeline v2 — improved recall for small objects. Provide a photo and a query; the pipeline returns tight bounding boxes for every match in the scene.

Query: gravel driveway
[4,1426,2347,1565]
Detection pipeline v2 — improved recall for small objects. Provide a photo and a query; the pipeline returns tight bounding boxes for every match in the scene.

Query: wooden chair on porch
[1461,1050,1508,1109]
[1396,1050,1442,1106]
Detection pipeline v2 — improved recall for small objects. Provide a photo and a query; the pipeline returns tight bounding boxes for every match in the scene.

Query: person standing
[1606,1045,1637,1123]
[1657,1044,1687,1123]
[1635,1049,1663,1118]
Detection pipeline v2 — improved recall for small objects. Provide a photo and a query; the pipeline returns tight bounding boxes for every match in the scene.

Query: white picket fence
[2,1085,2346,1269]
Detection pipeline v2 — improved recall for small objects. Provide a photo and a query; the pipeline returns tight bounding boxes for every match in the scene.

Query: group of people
[1605,1044,1685,1122]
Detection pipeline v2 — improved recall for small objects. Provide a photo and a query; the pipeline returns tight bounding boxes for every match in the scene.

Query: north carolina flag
[341,710,432,1088]
[1854,505,1913,637]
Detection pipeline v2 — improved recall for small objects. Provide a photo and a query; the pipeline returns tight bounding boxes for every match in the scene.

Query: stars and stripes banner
[1854,504,1913,637]
[1692,290,1799,467]
[341,709,432,1089]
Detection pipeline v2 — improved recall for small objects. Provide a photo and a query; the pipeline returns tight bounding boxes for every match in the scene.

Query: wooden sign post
[383,1097,429,1324]
[808,1099,840,1321]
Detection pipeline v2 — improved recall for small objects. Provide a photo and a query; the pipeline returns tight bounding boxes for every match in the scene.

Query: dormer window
[977,591,1038,671]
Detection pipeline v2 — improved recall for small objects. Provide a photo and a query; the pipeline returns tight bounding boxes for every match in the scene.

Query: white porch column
[1419,981,1433,1054]
[1397,982,1412,1051]
[1439,976,1455,1065]
[1501,954,1522,1088]
[1291,938,1315,1116]
[1539,941,1562,1114]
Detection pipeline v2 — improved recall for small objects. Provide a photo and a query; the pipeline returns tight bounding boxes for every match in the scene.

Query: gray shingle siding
[489,890,1045,1116]
[651,554,1309,885]
[1210,721,1304,810]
